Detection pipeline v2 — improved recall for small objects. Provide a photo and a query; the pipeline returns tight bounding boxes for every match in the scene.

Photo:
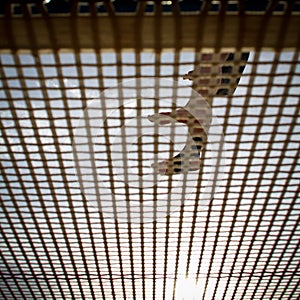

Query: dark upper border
[1,0,299,51]
[1,0,300,16]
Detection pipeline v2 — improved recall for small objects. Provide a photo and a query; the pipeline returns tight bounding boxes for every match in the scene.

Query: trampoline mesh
[0,1,300,299]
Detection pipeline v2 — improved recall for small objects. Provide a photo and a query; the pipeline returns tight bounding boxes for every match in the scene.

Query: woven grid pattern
[1,1,300,300]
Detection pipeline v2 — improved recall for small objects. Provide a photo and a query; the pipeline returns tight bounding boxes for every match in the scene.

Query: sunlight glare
[175,278,202,300]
